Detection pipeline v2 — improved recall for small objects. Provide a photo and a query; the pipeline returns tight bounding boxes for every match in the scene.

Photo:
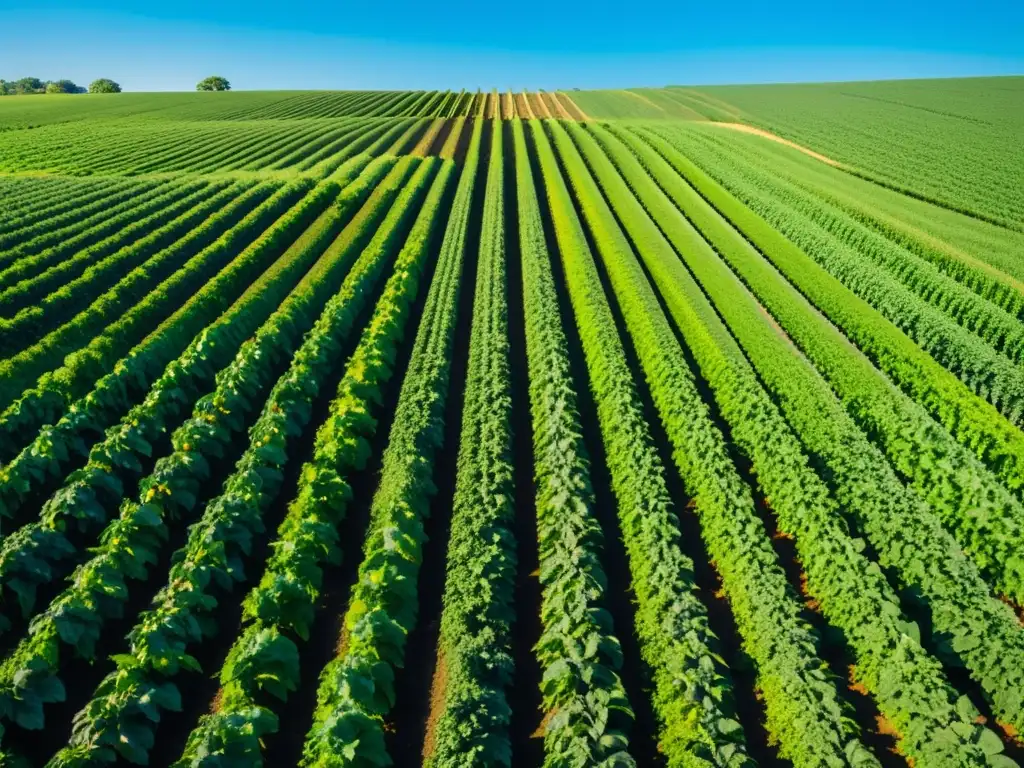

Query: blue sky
[2,0,1022,91]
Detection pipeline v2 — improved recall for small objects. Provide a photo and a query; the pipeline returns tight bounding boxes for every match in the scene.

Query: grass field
[0,82,1022,768]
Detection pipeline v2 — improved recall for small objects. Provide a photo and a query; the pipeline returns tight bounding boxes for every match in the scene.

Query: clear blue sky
[2,0,1022,91]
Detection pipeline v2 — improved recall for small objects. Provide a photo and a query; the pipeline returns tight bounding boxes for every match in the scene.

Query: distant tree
[89,78,122,94]
[14,77,45,94]
[196,76,230,92]
[45,79,83,94]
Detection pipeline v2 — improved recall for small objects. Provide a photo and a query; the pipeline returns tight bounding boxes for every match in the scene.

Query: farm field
[0,82,1022,768]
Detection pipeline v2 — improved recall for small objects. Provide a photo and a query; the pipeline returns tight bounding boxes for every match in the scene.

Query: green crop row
[174,157,453,768]
[547,118,876,767]
[0,164,399,642]
[623,126,1024,605]
[0,159,385,538]
[655,125,1024,425]
[0,180,285,415]
[0,180,221,304]
[0,183,252,353]
[0,158,421,752]
[0,179,163,258]
[530,118,751,767]
[513,119,635,767]
[610,123,1024,736]
[425,119,518,767]
[580,120,1011,765]
[47,158,438,768]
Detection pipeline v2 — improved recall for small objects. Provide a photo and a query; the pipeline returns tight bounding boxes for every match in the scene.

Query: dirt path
[711,122,843,167]
[556,92,590,121]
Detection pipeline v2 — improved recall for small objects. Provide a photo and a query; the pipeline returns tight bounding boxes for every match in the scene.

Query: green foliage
[88,79,121,94]
[196,76,231,92]
[578,119,1009,766]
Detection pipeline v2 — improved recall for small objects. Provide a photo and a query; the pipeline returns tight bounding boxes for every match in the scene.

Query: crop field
[0,81,1021,768]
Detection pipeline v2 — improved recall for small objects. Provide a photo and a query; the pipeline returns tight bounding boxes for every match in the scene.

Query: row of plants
[529,119,752,767]
[0,180,220,305]
[0,182,252,351]
[0,162,400,632]
[0,179,119,234]
[424,119,519,767]
[636,126,1024,496]
[300,122,396,173]
[0,158,424,751]
[0,179,162,260]
[611,124,1024,737]
[0,159,375,467]
[666,125,1024,423]
[312,121,415,179]
[623,126,1024,606]
[0,179,203,293]
[689,125,1024,326]
[294,127,480,768]
[580,120,1011,765]
[512,119,635,766]
[265,118,374,171]
[179,154,456,768]
[546,118,876,767]
[0,180,286,413]
[47,158,442,768]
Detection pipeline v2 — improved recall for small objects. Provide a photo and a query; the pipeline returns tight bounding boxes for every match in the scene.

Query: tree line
[0,78,121,95]
[0,76,230,95]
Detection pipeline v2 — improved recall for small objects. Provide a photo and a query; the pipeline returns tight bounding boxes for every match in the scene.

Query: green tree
[196,75,230,92]
[89,78,122,94]
[14,77,45,94]
[45,80,82,94]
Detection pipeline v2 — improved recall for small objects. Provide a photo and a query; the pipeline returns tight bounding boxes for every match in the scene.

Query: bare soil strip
[710,122,843,167]
[556,91,590,121]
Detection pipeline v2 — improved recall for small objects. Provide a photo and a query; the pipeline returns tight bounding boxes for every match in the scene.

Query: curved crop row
[0,182,255,353]
[688,125,1024,326]
[608,124,1024,736]
[424,119,519,768]
[0,180,162,260]
[633,126,1024,498]
[622,126,1024,605]
[0,181,224,310]
[0,181,268,357]
[47,158,441,768]
[530,118,752,768]
[0,180,288,413]
[666,126,1024,422]
[0,158,423,748]
[576,120,1010,765]
[0,159,374,466]
[0,158,385,524]
[545,119,876,767]
[175,155,455,768]
[0,162,400,635]
[216,124,480,768]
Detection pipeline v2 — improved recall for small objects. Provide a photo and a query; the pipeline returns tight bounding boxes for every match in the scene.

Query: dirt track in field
[711,122,843,166]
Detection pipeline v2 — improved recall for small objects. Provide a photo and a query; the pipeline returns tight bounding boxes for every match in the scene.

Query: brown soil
[515,93,535,120]
[710,123,843,167]
[556,92,590,121]
[502,91,515,120]
[529,92,552,119]
[998,719,1023,745]
[619,89,668,114]
[545,92,571,120]
[798,572,821,613]
[412,118,445,157]
[421,647,448,763]
[531,708,556,739]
